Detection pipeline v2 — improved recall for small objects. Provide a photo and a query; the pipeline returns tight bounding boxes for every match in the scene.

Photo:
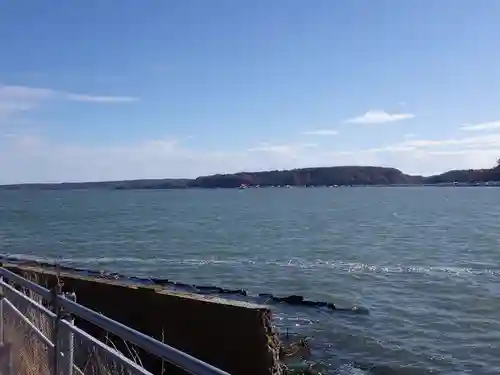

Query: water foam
[3,254,497,278]
[336,364,368,375]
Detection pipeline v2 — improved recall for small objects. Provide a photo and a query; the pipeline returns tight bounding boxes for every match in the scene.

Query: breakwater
[3,260,282,375]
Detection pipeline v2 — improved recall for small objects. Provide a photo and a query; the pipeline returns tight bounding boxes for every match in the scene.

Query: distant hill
[423,165,500,185]
[189,166,422,188]
[1,164,500,190]
[0,166,421,190]
[0,178,192,190]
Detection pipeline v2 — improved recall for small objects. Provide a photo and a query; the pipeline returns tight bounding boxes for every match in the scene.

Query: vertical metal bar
[0,267,11,375]
[3,342,13,375]
[6,343,12,375]
[0,276,4,345]
[51,282,62,375]
[58,292,75,375]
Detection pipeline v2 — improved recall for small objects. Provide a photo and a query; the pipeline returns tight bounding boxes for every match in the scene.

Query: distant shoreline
[1,164,500,190]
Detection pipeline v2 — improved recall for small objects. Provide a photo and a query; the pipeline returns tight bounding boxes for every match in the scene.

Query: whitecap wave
[336,364,368,374]
[2,254,499,277]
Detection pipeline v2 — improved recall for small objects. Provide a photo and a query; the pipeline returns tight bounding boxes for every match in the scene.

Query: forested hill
[0,166,420,189]
[423,165,500,185]
[189,166,421,188]
[2,164,500,190]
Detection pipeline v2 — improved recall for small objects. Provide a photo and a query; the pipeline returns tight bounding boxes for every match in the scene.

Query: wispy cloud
[0,85,54,117]
[346,109,415,124]
[247,142,317,154]
[66,94,139,103]
[302,129,339,136]
[0,84,138,120]
[2,131,499,183]
[460,120,500,132]
[383,133,500,152]
[0,85,53,100]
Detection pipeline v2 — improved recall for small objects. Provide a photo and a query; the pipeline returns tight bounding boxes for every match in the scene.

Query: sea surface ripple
[0,187,499,374]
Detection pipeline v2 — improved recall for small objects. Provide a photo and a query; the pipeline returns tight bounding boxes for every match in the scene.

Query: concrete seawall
[4,263,282,375]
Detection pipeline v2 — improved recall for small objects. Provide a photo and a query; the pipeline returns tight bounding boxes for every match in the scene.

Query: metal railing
[0,266,231,375]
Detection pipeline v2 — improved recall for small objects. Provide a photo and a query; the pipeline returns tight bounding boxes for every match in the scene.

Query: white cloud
[302,129,339,136]
[247,143,317,154]
[460,120,500,132]
[0,85,53,117]
[346,109,415,124]
[66,94,139,103]
[396,133,500,149]
[0,85,53,101]
[1,130,500,184]
[0,84,138,120]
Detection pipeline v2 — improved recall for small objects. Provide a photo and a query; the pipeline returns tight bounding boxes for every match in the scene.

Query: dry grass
[73,333,142,375]
[2,283,53,375]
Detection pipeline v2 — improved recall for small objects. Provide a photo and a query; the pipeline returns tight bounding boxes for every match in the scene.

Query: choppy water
[0,187,499,374]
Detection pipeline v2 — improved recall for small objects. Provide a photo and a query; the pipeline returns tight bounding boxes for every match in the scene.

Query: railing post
[51,279,62,375]
[0,276,4,345]
[0,269,12,375]
[58,292,76,375]
[53,287,76,375]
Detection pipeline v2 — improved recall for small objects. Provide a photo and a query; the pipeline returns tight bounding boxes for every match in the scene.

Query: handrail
[0,266,231,375]
[0,280,56,319]
[0,267,52,300]
[61,320,152,375]
[58,297,230,375]
[2,298,54,349]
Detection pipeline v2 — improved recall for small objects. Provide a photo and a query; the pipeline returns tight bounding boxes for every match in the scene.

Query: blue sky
[1,0,499,183]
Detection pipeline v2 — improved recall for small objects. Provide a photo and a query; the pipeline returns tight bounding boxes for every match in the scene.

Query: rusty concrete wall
[4,264,282,375]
